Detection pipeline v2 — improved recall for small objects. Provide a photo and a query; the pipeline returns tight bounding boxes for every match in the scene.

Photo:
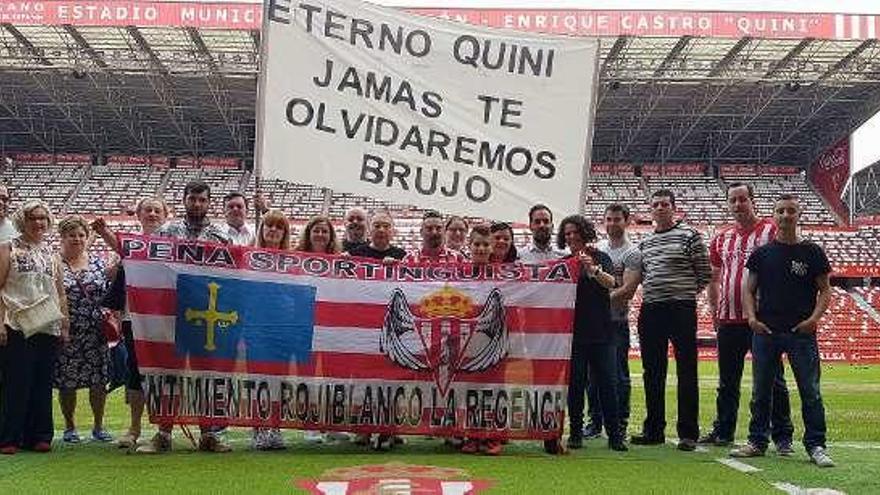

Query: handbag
[106,339,129,392]
[101,309,121,343]
[4,294,64,337]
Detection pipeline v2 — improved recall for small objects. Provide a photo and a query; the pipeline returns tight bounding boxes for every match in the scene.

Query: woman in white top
[0,200,69,455]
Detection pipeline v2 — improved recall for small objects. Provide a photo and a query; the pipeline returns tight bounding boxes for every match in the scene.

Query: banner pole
[578,39,602,218]
[252,3,272,228]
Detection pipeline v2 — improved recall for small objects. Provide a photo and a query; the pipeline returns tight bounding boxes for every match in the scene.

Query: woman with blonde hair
[53,215,118,444]
[0,200,69,455]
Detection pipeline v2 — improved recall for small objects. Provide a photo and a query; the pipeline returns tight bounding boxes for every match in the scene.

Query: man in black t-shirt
[731,194,834,468]
[349,210,406,261]
[348,209,405,451]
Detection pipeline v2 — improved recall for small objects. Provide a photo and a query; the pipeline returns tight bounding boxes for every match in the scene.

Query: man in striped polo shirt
[631,189,711,451]
[700,182,793,451]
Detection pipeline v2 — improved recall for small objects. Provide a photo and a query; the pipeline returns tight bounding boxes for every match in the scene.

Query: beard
[533,229,551,245]
[425,234,443,249]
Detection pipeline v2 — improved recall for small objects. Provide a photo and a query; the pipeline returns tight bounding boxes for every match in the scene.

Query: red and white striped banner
[121,234,577,439]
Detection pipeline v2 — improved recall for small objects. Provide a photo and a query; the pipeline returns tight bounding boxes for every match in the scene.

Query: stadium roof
[3,3,880,167]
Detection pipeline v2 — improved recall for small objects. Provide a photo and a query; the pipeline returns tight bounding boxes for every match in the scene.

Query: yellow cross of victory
[184,281,239,351]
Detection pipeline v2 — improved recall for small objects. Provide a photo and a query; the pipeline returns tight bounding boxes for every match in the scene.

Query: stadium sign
[256,0,599,221]
[1,1,879,40]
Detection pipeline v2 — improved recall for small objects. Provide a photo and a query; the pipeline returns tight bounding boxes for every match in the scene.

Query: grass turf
[0,360,877,494]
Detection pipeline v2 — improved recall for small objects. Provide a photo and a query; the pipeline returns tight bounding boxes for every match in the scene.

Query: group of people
[0,179,835,467]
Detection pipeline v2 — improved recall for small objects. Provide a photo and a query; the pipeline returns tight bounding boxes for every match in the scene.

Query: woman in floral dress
[53,215,117,443]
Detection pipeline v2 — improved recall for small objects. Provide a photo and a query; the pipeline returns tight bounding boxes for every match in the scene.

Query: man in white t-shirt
[583,204,641,439]
[518,204,567,262]
[223,191,255,246]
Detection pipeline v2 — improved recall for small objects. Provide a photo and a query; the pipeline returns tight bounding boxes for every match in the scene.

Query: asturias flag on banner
[120,234,578,440]
[175,274,316,363]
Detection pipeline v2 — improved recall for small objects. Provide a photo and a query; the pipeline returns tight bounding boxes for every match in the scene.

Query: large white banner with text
[258,0,599,220]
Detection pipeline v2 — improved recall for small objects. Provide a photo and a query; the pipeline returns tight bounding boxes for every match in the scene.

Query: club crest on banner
[296,463,493,495]
[381,285,508,397]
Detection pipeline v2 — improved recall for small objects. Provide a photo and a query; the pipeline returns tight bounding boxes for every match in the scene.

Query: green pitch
[1,361,878,494]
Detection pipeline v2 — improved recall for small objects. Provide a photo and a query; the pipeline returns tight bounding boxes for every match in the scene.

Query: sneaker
[484,440,503,456]
[268,429,286,450]
[698,431,732,446]
[582,422,602,439]
[303,430,324,444]
[116,432,139,449]
[677,438,697,452]
[729,443,765,458]
[775,440,795,457]
[92,429,114,443]
[198,433,232,453]
[809,446,835,468]
[62,429,81,444]
[630,433,665,445]
[136,432,172,454]
[324,431,351,443]
[460,439,479,454]
[1,446,18,455]
[566,435,584,450]
[609,438,629,452]
[252,428,271,451]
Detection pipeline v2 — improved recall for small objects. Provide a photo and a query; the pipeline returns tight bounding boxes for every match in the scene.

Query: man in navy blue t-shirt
[731,194,834,468]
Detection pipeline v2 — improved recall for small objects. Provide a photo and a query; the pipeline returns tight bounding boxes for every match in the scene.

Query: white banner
[258,0,599,221]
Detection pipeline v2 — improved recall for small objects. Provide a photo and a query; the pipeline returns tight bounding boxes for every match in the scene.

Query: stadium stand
[1,161,87,214]
[67,164,164,216]
[818,287,880,361]
[3,154,879,362]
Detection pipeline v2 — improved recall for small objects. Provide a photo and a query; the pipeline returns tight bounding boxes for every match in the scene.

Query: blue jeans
[748,331,826,451]
[587,320,631,431]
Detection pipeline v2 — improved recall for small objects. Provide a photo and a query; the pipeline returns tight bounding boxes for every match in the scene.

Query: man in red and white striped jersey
[699,182,794,451]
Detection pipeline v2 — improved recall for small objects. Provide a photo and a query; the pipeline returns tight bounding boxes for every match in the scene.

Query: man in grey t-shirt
[583,204,641,439]
[0,185,18,243]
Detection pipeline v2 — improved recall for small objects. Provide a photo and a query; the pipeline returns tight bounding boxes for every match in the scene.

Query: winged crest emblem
[380,286,508,396]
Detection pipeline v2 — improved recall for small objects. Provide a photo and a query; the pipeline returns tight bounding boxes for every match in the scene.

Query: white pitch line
[829,442,880,450]
[716,457,762,473]
[772,482,847,495]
